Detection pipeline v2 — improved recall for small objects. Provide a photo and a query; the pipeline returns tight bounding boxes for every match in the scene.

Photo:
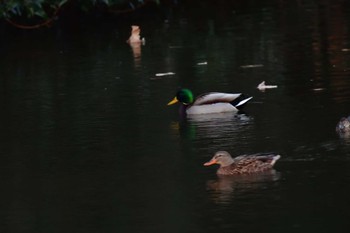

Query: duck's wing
[193,92,242,106]
[234,153,280,166]
[233,155,261,166]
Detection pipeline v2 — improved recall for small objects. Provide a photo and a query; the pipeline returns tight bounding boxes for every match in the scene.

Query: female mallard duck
[167,88,252,116]
[204,151,281,175]
[336,116,350,133]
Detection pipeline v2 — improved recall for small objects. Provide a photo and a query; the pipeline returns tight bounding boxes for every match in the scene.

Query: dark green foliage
[1,0,66,19]
[0,0,147,23]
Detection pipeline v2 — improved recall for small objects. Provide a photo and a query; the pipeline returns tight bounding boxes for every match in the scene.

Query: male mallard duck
[167,88,252,115]
[204,151,281,175]
[336,116,350,133]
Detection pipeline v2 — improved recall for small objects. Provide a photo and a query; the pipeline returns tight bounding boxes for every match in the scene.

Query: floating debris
[313,88,325,91]
[127,25,145,60]
[342,48,350,52]
[336,115,350,133]
[126,25,145,45]
[197,62,208,65]
[155,72,176,77]
[240,64,264,68]
[257,81,278,91]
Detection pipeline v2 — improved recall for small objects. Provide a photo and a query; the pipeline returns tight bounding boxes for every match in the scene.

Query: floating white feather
[257,81,278,91]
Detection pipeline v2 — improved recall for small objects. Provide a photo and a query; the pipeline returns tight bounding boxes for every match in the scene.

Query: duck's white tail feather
[271,154,281,166]
[235,96,253,108]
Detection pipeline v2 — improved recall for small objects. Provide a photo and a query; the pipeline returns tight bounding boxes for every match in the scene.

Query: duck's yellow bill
[167,97,178,105]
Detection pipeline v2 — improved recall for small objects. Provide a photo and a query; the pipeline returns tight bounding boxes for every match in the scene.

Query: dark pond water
[2,1,350,233]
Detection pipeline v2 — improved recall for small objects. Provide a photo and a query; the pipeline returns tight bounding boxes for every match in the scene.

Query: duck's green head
[167,88,194,105]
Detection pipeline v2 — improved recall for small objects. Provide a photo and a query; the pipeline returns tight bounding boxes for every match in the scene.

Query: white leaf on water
[155,72,176,77]
[240,64,264,68]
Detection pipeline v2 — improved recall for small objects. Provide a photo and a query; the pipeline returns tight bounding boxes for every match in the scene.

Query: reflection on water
[187,112,251,123]
[206,170,281,204]
[128,41,143,68]
[188,113,252,137]
[190,113,254,152]
[171,112,254,152]
[337,131,350,145]
[129,42,142,59]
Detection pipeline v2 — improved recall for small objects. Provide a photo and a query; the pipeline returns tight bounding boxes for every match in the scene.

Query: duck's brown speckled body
[204,151,281,175]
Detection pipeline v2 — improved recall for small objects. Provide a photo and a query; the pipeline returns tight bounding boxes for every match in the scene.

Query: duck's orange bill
[203,159,217,166]
[167,97,178,105]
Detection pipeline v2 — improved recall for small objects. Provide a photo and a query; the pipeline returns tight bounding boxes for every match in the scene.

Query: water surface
[1,1,350,233]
